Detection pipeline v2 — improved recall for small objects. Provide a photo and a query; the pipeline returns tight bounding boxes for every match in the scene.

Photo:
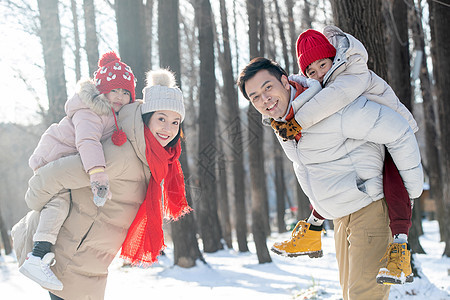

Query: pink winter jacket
[29,80,116,173]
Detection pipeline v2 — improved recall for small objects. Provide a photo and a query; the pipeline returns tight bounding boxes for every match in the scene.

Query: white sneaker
[19,252,63,290]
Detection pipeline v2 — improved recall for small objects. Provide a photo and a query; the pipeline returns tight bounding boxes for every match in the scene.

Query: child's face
[148,110,181,147]
[106,89,131,112]
[305,58,333,83]
[245,69,291,119]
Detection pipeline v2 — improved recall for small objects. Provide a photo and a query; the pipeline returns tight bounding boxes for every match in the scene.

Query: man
[236,57,423,300]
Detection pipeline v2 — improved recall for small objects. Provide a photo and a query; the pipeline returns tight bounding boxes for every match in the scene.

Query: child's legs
[383,149,412,236]
[33,189,71,245]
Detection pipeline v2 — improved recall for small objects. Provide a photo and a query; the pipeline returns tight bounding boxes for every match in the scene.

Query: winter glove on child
[89,168,112,207]
[270,118,302,141]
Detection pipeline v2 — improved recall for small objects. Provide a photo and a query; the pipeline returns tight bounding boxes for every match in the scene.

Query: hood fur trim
[77,79,112,116]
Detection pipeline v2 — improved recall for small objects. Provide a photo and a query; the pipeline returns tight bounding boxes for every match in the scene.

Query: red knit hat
[93,51,136,102]
[296,29,336,75]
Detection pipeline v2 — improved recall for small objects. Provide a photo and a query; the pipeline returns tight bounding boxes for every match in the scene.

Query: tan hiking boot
[271,220,323,258]
[376,242,413,285]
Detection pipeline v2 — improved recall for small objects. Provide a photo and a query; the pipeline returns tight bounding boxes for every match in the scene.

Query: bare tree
[274,0,290,72]
[83,0,99,76]
[273,134,287,233]
[218,0,249,252]
[330,0,387,79]
[158,0,204,267]
[37,0,67,125]
[70,0,81,81]
[0,208,12,255]
[246,0,272,264]
[216,134,233,249]
[384,0,412,111]
[428,0,450,256]
[115,0,147,99]
[286,0,299,74]
[410,0,442,241]
[194,0,223,253]
[145,0,154,69]
[383,0,424,254]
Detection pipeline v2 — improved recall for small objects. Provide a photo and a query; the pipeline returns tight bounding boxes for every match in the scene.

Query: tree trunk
[158,0,204,268]
[0,209,12,255]
[115,0,147,100]
[301,0,313,31]
[274,0,290,72]
[83,0,99,76]
[428,0,450,256]
[384,0,425,254]
[273,134,286,233]
[70,0,81,81]
[217,134,233,249]
[296,184,311,221]
[411,0,443,240]
[195,0,223,253]
[384,0,412,111]
[247,0,272,264]
[286,0,298,74]
[330,0,387,79]
[409,198,425,253]
[145,0,154,69]
[218,0,248,251]
[37,0,67,126]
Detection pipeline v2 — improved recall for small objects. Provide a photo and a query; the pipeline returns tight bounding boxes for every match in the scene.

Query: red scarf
[286,80,308,141]
[120,125,192,265]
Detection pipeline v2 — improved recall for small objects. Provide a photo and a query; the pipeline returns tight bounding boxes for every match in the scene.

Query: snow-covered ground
[1,220,449,299]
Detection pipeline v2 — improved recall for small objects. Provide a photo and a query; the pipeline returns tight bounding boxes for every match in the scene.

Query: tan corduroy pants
[33,189,71,244]
[334,199,392,300]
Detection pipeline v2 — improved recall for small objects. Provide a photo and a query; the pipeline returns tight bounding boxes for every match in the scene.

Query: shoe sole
[270,247,323,258]
[376,274,414,285]
[19,266,64,291]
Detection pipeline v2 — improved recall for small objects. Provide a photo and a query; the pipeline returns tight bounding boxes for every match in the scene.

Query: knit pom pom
[111,129,127,146]
[146,69,176,88]
[98,51,120,67]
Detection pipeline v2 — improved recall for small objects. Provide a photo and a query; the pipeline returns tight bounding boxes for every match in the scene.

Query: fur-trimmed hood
[65,79,112,118]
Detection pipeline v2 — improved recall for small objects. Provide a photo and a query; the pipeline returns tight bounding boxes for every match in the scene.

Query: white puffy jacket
[277,85,423,220]
[293,25,418,133]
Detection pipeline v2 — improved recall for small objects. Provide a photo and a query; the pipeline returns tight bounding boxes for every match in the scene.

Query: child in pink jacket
[20,51,136,291]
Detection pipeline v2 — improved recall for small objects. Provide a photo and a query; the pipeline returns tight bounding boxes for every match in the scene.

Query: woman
[12,69,191,299]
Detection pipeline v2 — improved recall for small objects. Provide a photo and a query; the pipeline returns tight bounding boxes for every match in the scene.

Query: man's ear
[281,75,290,90]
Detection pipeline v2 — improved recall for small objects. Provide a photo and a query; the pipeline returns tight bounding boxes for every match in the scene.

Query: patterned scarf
[286,80,308,141]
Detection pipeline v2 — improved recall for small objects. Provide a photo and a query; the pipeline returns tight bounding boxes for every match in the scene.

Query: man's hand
[271,118,302,141]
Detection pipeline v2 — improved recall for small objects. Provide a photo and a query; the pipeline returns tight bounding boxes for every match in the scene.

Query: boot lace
[380,243,401,267]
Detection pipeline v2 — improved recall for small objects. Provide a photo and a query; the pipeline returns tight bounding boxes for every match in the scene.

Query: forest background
[0,0,449,270]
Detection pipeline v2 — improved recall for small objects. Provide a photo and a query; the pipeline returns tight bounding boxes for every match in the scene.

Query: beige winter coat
[13,102,150,299]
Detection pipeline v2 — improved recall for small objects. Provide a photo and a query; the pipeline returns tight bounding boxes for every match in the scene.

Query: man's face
[245,69,291,119]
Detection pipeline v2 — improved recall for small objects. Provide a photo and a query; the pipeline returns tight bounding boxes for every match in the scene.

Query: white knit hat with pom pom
[141,69,185,122]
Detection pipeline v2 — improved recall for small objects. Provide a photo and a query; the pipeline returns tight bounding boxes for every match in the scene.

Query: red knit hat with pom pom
[93,51,136,102]
[296,29,336,75]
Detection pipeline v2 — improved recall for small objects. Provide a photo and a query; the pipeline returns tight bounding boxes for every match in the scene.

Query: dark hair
[142,112,184,148]
[236,57,289,100]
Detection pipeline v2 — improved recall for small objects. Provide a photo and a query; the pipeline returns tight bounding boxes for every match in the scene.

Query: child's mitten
[271,118,302,141]
[89,168,112,207]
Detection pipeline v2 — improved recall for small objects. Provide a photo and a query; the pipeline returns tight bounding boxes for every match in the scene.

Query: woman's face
[148,110,181,147]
